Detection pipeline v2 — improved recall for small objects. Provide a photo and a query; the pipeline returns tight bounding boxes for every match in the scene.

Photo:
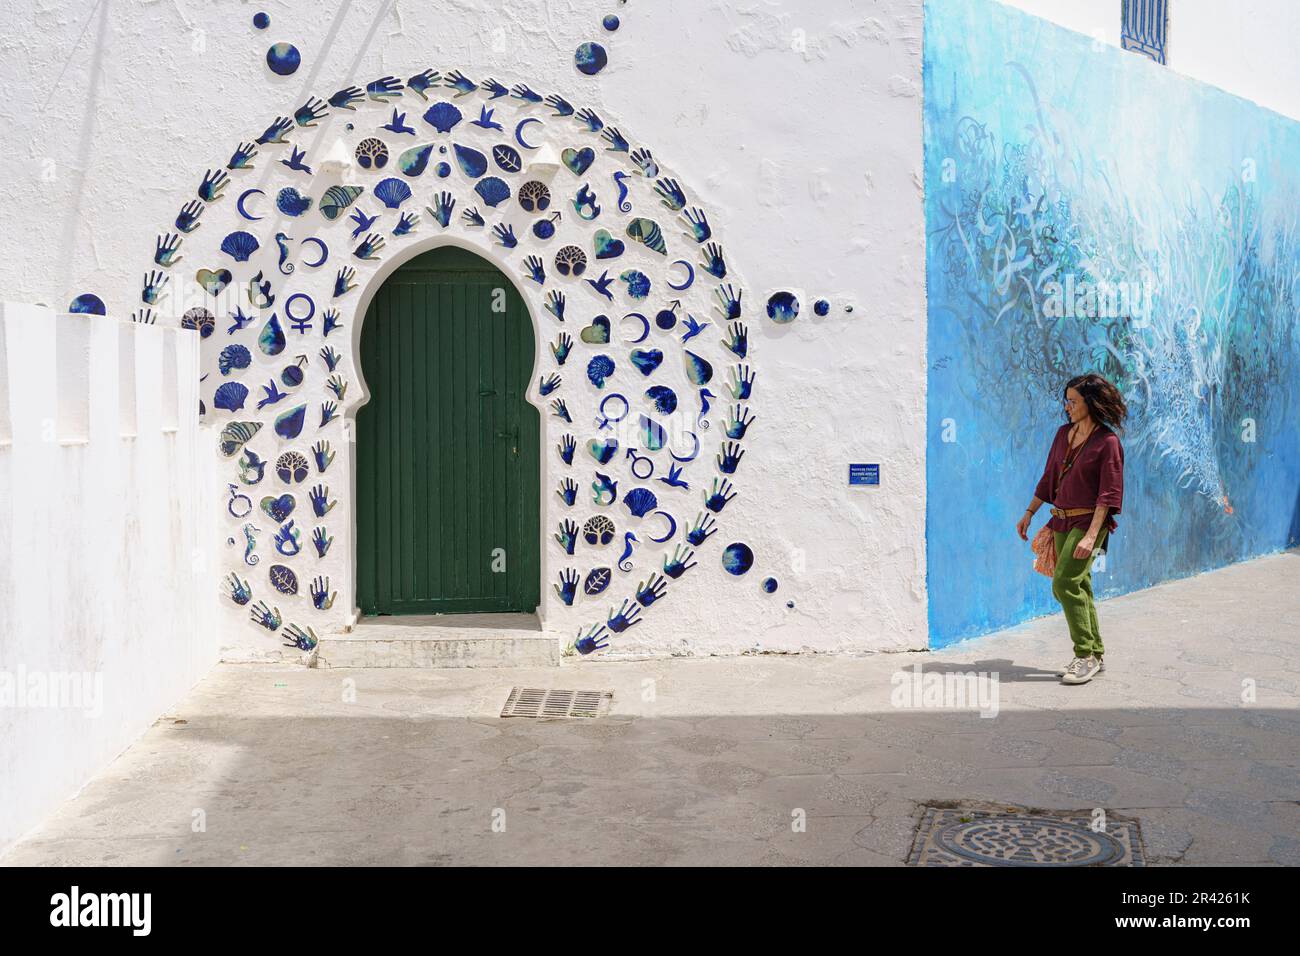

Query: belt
[1049,507,1094,518]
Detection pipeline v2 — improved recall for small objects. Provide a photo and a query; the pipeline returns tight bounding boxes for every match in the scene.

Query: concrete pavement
[3,550,1297,866]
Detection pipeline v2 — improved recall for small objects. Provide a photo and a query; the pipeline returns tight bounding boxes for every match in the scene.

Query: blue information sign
[849,463,879,485]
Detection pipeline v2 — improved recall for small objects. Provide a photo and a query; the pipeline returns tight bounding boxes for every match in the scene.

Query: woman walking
[1016,373,1127,685]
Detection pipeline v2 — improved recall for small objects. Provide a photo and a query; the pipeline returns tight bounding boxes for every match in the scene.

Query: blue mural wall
[924,0,1300,646]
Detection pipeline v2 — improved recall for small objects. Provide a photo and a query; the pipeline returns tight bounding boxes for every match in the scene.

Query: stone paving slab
[2,550,1297,866]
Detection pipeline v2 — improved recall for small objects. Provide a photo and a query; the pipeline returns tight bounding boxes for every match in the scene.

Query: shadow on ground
[4,687,1297,866]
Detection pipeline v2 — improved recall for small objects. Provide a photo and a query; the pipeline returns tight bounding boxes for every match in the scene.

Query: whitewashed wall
[0,0,929,658]
[0,304,219,854]
[1001,0,1300,121]
[2,0,1293,661]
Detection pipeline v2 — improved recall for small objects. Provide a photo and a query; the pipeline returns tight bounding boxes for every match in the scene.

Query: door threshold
[319,611,555,668]
[339,611,542,639]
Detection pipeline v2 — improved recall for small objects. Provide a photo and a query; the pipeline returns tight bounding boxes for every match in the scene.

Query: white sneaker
[1057,656,1105,677]
[1061,656,1100,685]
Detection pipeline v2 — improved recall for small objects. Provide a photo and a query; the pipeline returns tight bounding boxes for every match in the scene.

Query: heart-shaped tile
[630,348,663,376]
[593,229,625,260]
[580,314,611,344]
[260,494,296,522]
[562,146,595,176]
[587,438,618,464]
[196,268,233,296]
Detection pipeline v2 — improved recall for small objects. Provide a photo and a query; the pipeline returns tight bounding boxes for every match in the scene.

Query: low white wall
[0,304,219,854]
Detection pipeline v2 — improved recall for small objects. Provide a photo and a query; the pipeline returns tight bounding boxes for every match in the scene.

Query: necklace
[1059,421,1096,491]
[1069,420,1096,448]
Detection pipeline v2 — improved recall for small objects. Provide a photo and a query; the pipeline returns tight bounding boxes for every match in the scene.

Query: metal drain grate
[907,806,1144,867]
[501,687,613,719]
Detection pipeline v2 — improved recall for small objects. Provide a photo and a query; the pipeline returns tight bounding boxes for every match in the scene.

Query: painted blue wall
[924,0,1300,647]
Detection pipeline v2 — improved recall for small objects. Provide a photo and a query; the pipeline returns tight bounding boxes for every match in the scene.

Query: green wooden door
[356,246,540,615]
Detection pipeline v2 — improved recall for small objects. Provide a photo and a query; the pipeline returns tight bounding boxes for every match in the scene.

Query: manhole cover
[501,687,612,719]
[907,807,1144,866]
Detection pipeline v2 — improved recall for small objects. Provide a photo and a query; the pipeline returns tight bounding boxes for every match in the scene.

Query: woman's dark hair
[1064,372,1128,433]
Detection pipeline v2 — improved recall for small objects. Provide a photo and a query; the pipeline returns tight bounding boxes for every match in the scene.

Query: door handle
[479,388,497,397]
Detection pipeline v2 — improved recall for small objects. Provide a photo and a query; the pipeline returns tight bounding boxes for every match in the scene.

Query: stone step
[315,613,559,668]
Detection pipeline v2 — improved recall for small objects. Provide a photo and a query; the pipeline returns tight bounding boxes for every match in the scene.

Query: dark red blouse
[1032,423,1125,535]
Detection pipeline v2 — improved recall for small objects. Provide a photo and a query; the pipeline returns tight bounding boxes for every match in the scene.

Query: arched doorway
[356,246,540,616]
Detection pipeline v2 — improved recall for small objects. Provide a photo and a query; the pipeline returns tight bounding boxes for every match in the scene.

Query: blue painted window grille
[1121,0,1168,64]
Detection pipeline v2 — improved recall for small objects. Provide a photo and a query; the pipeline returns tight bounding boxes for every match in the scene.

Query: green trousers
[1051,526,1108,658]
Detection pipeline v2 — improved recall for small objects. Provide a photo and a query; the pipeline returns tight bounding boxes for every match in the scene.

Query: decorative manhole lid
[501,687,612,719]
[908,807,1144,867]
